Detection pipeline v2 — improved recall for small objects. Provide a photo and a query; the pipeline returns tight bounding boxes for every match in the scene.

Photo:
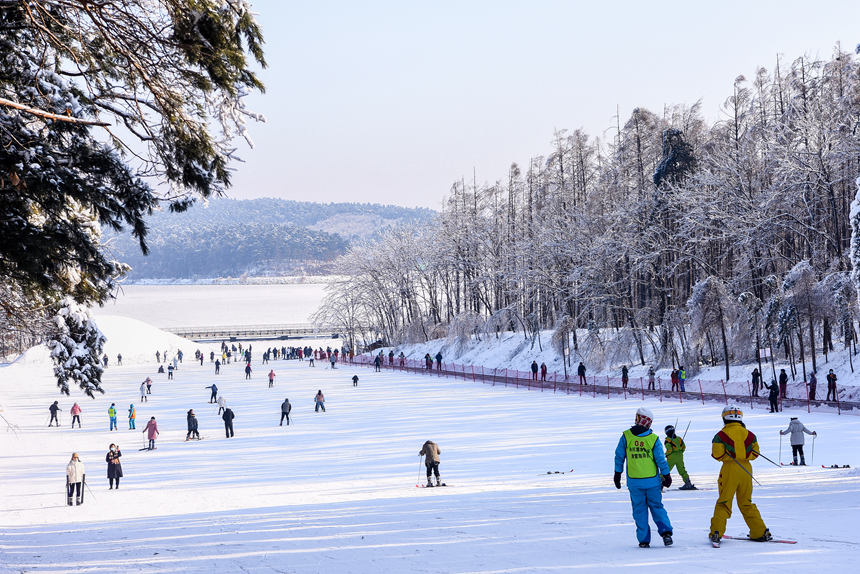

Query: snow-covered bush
[47,299,106,397]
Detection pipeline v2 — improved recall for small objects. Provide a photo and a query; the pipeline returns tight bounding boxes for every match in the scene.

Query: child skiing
[779,417,816,466]
[664,425,696,490]
[708,405,772,546]
[268,370,275,387]
[128,404,136,429]
[314,390,325,412]
[613,407,673,548]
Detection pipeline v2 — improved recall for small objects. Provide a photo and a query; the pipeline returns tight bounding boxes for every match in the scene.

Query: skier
[708,405,772,546]
[70,403,82,428]
[330,353,336,369]
[66,453,85,506]
[577,362,587,385]
[268,369,276,388]
[664,425,696,490]
[215,359,220,374]
[352,374,359,387]
[207,383,218,403]
[217,395,226,415]
[751,368,761,397]
[808,371,817,401]
[108,403,118,431]
[419,440,442,487]
[167,363,174,380]
[210,351,215,362]
[647,366,656,390]
[244,362,252,380]
[280,398,291,426]
[146,377,152,395]
[778,369,788,399]
[763,379,780,413]
[613,407,673,548]
[106,444,122,489]
[117,353,122,366]
[314,390,326,412]
[49,401,60,426]
[139,380,148,403]
[142,417,159,450]
[826,369,837,401]
[621,365,629,389]
[530,361,539,381]
[222,407,235,438]
[128,404,136,429]
[779,417,816,466]
[186,409,200,440]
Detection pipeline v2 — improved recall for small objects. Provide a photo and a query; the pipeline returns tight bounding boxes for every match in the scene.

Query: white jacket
[66,459,85,483]
[780,419,815,445]
[217,396,225,407]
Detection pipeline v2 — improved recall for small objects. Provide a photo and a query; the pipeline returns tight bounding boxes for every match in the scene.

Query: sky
[228,0,860,209]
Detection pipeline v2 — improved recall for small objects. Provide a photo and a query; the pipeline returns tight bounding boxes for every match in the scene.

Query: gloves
[613,471,622,489]
[662,474,672,488]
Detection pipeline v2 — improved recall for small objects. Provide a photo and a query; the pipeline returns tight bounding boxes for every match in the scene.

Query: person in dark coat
[808,371,817,401]
[207,384,218,403]
[530,361,539,381]
[222,408,235,438]
[826,369,838,401]
[764,380,780,413]
[540,362,548,381]
[280,399,291,426]
[751,368,761,397]
[49,401,60,426]
[374,355,381,372]
[352,375,359,387]
[778,369,788,399]
[577,362,587,385]
[435,352,443,371]
[186,409,200,440]
[106,444,123,489]
[621,365,629,389]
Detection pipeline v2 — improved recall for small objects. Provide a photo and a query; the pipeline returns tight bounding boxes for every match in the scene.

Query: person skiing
[156,350,161,363]
[708,405,772,546]
[142,417,159,450]
[808,371,817,401]
[244,362,252,380]
[222,407,235,438]
[108,403,118,431]
[128,404,136,429]
[778,369,788,399]
[280,398,291,426]
[352,375,359,387]
[106,444,122,489]
[664,425,696,490]
[66,453,85,506]
[186,409,200,440]
[826,369,837,401]
[70,403,82,428]
[206,383,218,403]
[314,390,326,413]
[217,395,226,415]
[49,401,60,427]
[763,379,780,413]
[613,407,673,548]
[420,440,442,487]
[167,363,174,380]
[530,361,539,381]
[215,358,221,374]
[139,380,148,403]
[330,354,336,369]
[779,417,816,466]
[268,369,276,388]
[117,353,122,366]
[577,362,587,385]
[751,368,761,397]
[146,377,152,395]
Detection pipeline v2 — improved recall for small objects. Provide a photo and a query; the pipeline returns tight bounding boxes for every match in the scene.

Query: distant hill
[105,199,436,281]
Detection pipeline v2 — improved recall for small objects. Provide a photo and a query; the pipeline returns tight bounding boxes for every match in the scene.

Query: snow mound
[94,314,211,365]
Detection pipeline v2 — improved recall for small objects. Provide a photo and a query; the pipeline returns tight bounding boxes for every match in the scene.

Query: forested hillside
[317,49,860,382]
[106,199,436,280]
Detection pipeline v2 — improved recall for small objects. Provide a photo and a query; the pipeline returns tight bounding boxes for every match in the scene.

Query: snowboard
[722,534,796,544]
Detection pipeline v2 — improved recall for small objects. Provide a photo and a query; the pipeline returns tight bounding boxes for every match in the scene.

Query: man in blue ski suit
[614,406,674,547]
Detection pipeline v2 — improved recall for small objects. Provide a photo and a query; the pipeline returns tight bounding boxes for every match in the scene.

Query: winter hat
[664,424,675,434]
[634,407,654,428]
[722,405,743,422]
[790,417,798,420]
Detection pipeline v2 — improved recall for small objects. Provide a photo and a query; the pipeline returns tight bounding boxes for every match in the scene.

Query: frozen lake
[96,283,329,328]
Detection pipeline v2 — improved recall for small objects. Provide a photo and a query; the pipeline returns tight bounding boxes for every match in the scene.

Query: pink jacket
[70,404,82,415]
[144,420,159,439]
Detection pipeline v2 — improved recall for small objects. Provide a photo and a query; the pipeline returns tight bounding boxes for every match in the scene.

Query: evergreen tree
[47,299,106,397]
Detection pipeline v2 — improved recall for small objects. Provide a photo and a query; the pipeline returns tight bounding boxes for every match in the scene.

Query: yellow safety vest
[623,429,658,479]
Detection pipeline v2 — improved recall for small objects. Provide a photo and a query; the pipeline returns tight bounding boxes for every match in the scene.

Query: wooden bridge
[164,324,339,342]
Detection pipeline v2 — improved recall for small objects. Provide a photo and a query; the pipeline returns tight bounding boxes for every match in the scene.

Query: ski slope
[1,317,858,573]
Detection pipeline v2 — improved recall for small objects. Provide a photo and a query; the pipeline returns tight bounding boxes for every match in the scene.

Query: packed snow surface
[0,317,858,573]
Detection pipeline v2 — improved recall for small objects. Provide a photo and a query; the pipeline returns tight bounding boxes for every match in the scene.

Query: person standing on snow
[49,401,60,426]
[420,440,442,487]
[244,362,252,380]
[540,362,548,381]
[826,369,838,401]
[664,425,696,490]
[780,417,816,466]
[808,371,817,401]
[647,366,656,390]
[206,383,218,403]
[186,409,200,440]
[215,358,220,374]
[530,361,539,381]
[764,379,780,413]
[613,407,674,548]
[66,453,85,506]
[268,369,276,387]
[708,405,772,546]
[142,417,159,450]
[280,398,291,426]
[222,407,235,438]
[106,444,122,489]
[128,404,136,429]
[374,355,381,372]
[314,390,326,413]
[217,395,226,416]
[778,369,788,399]
[621,365,629,389]
[751,368,761,397]
[70,403,82,428]
[435,352,443,371]
[167,363,174,380]
[678,366,687,392]
[146,377,152,395]
[352,374,359,387]
[108,403,118,431]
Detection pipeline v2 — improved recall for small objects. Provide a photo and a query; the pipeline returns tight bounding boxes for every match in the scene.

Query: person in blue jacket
[614,406,674,548]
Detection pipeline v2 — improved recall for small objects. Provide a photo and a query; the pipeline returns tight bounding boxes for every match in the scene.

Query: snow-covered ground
[1,317,858,573]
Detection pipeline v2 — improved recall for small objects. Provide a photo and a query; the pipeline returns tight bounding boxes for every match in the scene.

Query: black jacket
[106,449,123,478]
[187,413,198,431]
[222,409,235,423]
[281,400,291,414]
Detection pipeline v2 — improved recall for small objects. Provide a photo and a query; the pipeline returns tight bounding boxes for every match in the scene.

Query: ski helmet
[722,405,743,422]
[664,424,675,434]
[634,407,654,428]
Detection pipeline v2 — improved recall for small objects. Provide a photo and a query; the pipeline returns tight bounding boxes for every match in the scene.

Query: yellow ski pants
[709,461,766,538]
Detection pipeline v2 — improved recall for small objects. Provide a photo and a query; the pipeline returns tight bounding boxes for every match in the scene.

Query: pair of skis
[712,534,796,547]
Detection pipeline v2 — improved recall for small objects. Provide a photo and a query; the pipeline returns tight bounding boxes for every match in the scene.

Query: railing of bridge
[164,324,333,338]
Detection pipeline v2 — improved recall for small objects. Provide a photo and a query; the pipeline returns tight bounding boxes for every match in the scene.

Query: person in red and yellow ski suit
[709,405,771,544]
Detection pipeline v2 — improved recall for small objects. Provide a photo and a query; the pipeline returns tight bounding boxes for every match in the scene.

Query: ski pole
[84,479,96,501]
[681,420,691,440]
[811,434,815,466]
[418,454,424,487]
[778,433,782,465]
[729,456,762,486]
[750,449,782,468]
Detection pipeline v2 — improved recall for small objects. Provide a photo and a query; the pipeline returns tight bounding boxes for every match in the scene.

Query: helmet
[722,405,743,421]
[635,407,654,428]
[664,424,675,434]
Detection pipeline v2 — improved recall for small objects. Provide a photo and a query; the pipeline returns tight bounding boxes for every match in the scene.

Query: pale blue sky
[229,0,859,209]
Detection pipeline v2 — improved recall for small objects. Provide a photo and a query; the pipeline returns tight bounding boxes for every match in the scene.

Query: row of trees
[318,48,860,380]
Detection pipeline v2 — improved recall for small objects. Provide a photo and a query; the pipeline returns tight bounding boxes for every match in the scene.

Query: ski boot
[791,457,798,466]
[800,456,806,466]
[750,529,773,542]
[661,532,673,546]
[67,495,73,507]
[426,479,434,488]
[678,479,697,490]
[638,542,650,548]
[436,477,442,487]
[709,531,721,547]
[76,496,83,506]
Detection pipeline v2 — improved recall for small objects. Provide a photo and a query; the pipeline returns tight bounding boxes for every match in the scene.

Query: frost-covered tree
[47,299,106,397]
[688,276,735,380]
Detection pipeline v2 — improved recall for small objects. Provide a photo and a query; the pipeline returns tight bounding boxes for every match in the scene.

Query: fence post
[721,380,727,405]
[607,376,610,399]
[698,380,704,405]
[471,365,476,382]
[504,369,508,386]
